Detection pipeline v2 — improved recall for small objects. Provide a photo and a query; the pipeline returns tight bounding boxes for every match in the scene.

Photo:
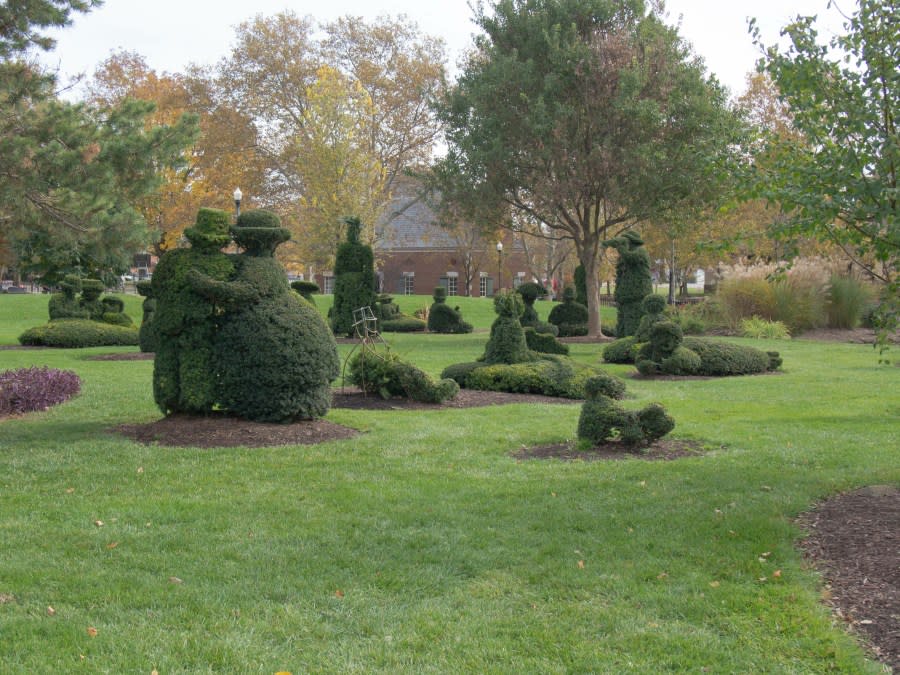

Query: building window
[445,271,459,296]
[513,272,526,289]
[479,272,494,297]
[323,275,335,294]
[402,272,415,296]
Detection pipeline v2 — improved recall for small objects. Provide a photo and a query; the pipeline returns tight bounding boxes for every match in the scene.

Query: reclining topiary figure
[348,347,458,404]
[427,286,473,334]
[547,286,589,337]
[577,375,675,447]
[603,231,652,337]
[290,280,320,305]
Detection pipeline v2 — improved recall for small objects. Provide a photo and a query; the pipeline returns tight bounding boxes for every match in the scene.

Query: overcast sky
[39,0,850,100]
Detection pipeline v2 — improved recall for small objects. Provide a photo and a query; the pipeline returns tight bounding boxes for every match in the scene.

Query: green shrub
[483,292,533,364]
[660,346,702,375]
[675,298,727,333]
[646,321,683,362]
[524,327,569,355]
[19,319,139,347]
[465,357,602,399]
[682,337,778,376]
[826,275,873,329]
[331,217,377,337]
[577,376,674,447]
[380,317,426,332]
[604,231,652,336]
[428,287,473,334]
[349,350,458,403]
[740,316,791,339]
[602,336,639,364]
[440,361,485,387]
[548,287,589,337]
[135,281,157,353]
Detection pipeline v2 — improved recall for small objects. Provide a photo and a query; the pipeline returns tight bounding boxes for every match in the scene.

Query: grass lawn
[0,294,897,672]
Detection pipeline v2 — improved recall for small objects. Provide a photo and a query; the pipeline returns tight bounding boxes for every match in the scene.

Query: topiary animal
[428,286,473,333]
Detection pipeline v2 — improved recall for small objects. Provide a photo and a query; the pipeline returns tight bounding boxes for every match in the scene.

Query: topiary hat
[184,208,232,249]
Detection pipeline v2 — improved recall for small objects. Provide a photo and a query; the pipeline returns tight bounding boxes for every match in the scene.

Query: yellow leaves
[46,605,56,616]
[106,542,119,550]
[577,560,585,569]
[65,487,75,494]
[93,520,104,528]
[708,581,720,588]
[334,589,345,599]
[86,626,98,637]
[168,576,183,585]
[657,572,668,580]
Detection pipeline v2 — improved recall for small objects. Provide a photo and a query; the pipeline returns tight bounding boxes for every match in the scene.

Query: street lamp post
[233,187,243,221]
[496,240,503,294]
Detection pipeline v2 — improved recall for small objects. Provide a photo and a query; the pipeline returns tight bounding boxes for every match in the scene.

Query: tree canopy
[433,0,741,336]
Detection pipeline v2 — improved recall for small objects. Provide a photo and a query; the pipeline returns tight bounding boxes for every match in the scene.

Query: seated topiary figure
[516,282,545,327]
[151,207,236,414]
[78,279,106,320]
[48,275,89,320]
[483,291,533,364]
[428,286,473,334]
[634,294,668,341]
[291,280,320,305]
[99,296,133,326]
[524,327,569,355]
[548,286,589,337]
[199,209,340,422]
[603,231,652,337]
[136,280,157,353]
[577,375,674,447]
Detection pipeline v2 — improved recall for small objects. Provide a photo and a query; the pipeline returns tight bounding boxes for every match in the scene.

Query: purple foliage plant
[0,367,82,415]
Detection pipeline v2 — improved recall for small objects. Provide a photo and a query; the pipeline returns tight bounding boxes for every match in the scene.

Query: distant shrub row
[19,320,139,348]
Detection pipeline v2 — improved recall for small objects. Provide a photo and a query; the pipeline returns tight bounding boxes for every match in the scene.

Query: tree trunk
[667,238,677,305]
[580,243,605,337]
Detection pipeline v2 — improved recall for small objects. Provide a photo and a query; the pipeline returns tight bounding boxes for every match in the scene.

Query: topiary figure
[291,280,320,305]
[331,216,376,337]
[428,286,473,334]
[573,264,588,307]
[524,327,569,355]
[348,348,458,404]
[136,280,157,353]
[78,279,105,320]
[48,275,89,320]
[577,375,674,447]
[99,296,133,326]
[682,337,781,376]
[604,231,652,337]
[151,207,236,415]
[516,282,546,326]
[483,291,533,364]
[634,294,668,341]
[194,209,340,422]
[548,286,589,337]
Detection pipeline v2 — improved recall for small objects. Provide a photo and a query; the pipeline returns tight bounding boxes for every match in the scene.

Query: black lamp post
[496,240,503,294]
[233,187,242,221]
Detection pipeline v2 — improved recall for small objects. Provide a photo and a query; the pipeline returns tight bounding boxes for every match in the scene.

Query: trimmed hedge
[348,350,458,403]
[19,319,139,347]
[682,337,780,376]
[602,336,639,364]
[464,357,612,399]
[440,361,485,387]
[0,367,81,414]
[380,317,427,332]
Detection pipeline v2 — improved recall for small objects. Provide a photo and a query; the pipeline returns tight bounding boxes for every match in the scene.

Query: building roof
[376,183,457,251]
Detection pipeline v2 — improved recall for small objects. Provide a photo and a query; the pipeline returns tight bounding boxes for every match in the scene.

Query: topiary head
[184,208,232,251]
[80,278,104,301]
[642,294,666,315]
[493,290,524,318]
[233,209,291,256]
[433,286,448,303]
[583,374,626,401]
[60,275,82,297]
[344,216,362,243]
[562,286,577,303]
[516,282,546,305]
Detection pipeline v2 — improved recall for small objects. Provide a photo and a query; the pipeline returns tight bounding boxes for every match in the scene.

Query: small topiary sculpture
[136,280,157,353]
[374,294,426,332]
[604,231,652,337]
[200,209,340,422]
[79,279,105,320]
[577,375,675,447]
[573,264,588,307]
[348,348,458,403]
[603,294,670,363]
[291,280,320,305]
[427,286,473,334]
[331,216,377,337]
[48,275,88,320]
[548,286,589,337]
[151,207,236,414]
[483,291,533,364]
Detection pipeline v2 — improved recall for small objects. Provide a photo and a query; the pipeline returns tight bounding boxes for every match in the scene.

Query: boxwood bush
[682,337,781,376]
[524,327,569,355]
[0,367,81,414]
[19,319,139,347]
[464,357,616,399]
[602,336,639,364]
[548,287,589,337]
[428,287,473,334]
[577,375,674,447]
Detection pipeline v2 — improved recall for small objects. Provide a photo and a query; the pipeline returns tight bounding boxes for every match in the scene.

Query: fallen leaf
[709,581,720,588]
[137,467,144,474]
[773,569,782,578]
[334,589,344,599]
[106,542,119,550]
[758,576,767,582]
[152,670,159,675]
[859,619,873,625]
[760,485,772,491]
[760,551,772,558]
[93,520,104,527]
[168,576,183,584]
[65,487,75,494]
[47,606,56,616]
[639,481,647,487]
[657,572,668,579]
[551,492,557,497]
[577,560,585,569]
[87,626,98,637]
[275,672,292,675]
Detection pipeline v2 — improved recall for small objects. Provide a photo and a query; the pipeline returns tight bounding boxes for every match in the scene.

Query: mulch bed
[512,438,708,461]
[797,485,900,672]
[85,352,154,361]
[332,386,580,411]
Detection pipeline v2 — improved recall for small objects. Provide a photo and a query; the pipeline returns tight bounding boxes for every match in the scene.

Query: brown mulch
[332,386,580,411]
[797,485,900,672]
[512,438,708,462]
[85,352,154,361]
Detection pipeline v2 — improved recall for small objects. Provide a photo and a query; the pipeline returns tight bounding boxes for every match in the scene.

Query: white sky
[39,0,851,100]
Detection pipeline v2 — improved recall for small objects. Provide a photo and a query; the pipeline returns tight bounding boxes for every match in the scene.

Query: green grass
[1,296,898,672]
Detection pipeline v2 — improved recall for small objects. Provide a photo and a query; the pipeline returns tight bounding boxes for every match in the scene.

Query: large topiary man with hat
[603,230,653,337]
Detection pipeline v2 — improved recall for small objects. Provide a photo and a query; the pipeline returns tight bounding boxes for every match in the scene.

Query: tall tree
[434,0,741,336]
[750,0,898,319]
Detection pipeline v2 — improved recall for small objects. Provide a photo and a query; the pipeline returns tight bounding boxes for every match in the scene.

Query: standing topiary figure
[151,207,235,415]
[573,265,588,307]
[604,231,652,337]
[428,286,473,333]
[516,282,546,327]
[577,375,674,447]
[482,291,533,364]
[331,216,376,337]
[136,280,157,353]
[201,209,340,422]
[548,286,589,336]
[48,275,88,320]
